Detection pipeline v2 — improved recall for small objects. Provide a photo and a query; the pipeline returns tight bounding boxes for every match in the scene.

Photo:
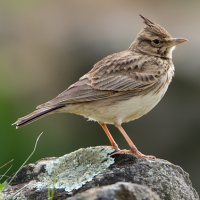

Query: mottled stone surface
[68,182,161,200]
[80,154,199,200]
[2,147,115,199]
[2,147,199,200]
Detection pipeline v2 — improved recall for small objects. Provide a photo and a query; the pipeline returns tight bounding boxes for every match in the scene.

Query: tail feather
[12,105,64,129]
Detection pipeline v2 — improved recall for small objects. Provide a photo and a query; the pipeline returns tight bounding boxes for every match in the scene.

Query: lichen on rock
[36,147,115,192]
[2,147,115,199]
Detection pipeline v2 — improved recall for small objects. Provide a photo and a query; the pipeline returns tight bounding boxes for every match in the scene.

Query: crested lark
[13,15,187,158]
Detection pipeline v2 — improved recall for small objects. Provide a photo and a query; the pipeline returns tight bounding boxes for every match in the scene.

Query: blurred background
[0,0,199,194]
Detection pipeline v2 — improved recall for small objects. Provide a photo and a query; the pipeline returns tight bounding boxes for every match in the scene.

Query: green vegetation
[0,133,43,199]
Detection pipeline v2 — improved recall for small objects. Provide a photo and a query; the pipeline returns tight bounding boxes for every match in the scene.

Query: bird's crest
[139,15,171,38]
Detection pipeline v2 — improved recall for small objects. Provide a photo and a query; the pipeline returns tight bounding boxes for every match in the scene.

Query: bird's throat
[166,46,176,59]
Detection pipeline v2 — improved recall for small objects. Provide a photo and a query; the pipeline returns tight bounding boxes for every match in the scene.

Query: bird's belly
[62,85,168,125]
[120,91,162,123]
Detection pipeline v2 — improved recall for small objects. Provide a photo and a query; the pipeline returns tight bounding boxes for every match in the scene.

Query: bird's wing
[36,78,116,109]
[37,51,168,109]
[89,51,168,91]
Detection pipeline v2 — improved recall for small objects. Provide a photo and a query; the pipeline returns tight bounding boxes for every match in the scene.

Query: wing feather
[37,50,168,109]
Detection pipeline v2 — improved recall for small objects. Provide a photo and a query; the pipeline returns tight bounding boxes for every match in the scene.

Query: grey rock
[2,147,199,200]
[68,182,161,200]
[2,147,115,200]
[81,153,199,200]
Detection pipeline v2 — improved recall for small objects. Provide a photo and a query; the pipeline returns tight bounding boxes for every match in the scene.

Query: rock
[80,153,199,200]
[2,147,199,200]
[68,182,161,200]
[2,147,115,199]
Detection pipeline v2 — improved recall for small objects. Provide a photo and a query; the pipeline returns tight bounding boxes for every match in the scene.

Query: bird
[13,15,187,159]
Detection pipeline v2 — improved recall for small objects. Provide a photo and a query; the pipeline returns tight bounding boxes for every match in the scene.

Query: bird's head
[129,15,187,59]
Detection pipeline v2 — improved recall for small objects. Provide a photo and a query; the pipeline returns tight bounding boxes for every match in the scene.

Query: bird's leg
[99,122,120,150]
[113,124,155,159]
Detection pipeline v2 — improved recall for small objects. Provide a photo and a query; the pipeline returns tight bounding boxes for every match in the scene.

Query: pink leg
[113,124,155,159]
[99,122,119,150]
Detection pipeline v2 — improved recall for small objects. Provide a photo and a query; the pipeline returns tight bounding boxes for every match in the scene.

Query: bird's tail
[12,105,64,129]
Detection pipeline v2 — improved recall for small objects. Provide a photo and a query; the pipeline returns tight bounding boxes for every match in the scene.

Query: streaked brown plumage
[13,15,187,158]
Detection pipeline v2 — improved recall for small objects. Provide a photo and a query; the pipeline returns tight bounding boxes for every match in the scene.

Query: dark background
[0,0,199,194]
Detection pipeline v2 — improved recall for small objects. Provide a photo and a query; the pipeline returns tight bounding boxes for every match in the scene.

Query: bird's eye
[152,39,160,44]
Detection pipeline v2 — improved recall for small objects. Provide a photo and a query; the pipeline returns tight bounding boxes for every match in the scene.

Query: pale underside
[59,87,168,125]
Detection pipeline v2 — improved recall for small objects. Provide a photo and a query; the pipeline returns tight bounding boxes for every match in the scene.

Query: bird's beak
[168,38,188,47]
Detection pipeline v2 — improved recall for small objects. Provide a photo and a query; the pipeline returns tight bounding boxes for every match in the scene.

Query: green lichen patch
[36,147,115,192]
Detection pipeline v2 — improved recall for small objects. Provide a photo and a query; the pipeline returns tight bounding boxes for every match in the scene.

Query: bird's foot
[111,149,156,159]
